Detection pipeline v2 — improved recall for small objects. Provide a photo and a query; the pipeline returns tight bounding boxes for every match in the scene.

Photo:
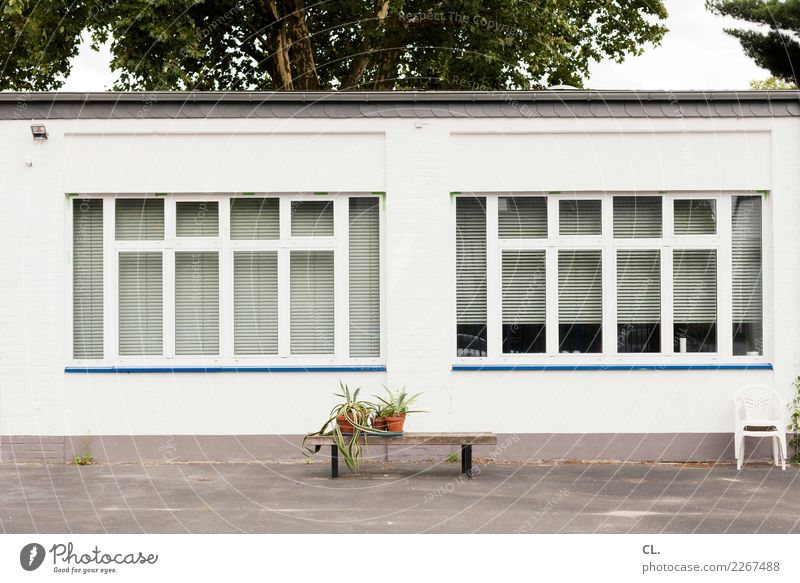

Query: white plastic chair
[733,387,786,470]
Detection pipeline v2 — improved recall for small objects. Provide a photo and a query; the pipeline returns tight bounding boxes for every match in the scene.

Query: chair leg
[737,436,745,470]
[734,433,740,460]
[779,436,787,470]
[772,437,779,467]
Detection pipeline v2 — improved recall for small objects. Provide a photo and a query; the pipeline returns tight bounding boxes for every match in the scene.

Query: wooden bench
[304,432,497,479]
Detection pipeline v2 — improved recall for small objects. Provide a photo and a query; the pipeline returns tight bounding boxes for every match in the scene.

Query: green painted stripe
[450,191,461,198]
[155,192,168,197]
[66,193,79,198]
[758,189,769,199]
[313,191,328,196]
[547,191,560,195]
[659,191,668,195]
[241,192,255,196]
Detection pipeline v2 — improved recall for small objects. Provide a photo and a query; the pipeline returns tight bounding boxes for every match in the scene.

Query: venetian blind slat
[72,199,104,359]
[349,197,380,357]
[290,250,335,354]
[617,250,661,323]
[673,249,716,322]
[175,252,219,355]
[118,252,163,355]
[498,197,547,238]
[559,200,602,235]
[230,198,279,240]
[456,197,487,325]
[115,199,164,240]
[291,200,334,236]
[558,250,603,323]
[502,250,546,324]
[674,200,716,235]
[613,196,662,238]
[732,196,762,322]
[233,251,278,355]
[176,201,219,237]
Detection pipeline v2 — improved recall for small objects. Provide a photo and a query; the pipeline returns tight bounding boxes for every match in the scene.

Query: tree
[749,76,797,89]
[708,0,800,85]
[0,1,668,92]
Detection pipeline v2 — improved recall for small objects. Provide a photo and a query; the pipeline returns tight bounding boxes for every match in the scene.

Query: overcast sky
[60,0,770,92]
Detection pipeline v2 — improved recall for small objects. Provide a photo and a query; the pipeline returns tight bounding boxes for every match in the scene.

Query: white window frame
[66,192,385,367]
[454,191,769,366]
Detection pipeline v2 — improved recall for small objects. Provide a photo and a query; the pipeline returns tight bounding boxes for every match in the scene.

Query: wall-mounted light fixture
[30,124,48,140]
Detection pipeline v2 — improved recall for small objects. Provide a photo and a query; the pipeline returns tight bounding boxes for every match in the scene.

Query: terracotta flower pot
[337,415,355,434]
[372,417,387,431]
[384,414,406,433]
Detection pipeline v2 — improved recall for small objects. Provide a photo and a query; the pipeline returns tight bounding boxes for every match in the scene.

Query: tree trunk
[288,0,319,90]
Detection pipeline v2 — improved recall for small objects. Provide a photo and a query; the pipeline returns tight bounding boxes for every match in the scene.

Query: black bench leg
[331,445,339,479]
[461,445,467,475]
[465,445,473,478]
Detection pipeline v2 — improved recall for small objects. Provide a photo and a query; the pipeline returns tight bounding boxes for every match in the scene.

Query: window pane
[498,197,547,238]
[613,196,662,238]
[674,199,716,235]
[673,249,716,352]
[175,252,219,355]
[732,196,763,356]
[230,198,279,240]
[617,250,661,353]
[502,250,546,353]
[176,201,219,237]
[115,199,164,240]
[349,197,380,357]
[73,199,103,359]
[234,251,278,355]
[119,252,163,355]
[291,200,333,236]
[559,200,602,235]
[456,196,487,357]
[290,250,334,354]
[558,250,602,353]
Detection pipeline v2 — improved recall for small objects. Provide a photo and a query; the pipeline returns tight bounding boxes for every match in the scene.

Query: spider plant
[303,383,376,472]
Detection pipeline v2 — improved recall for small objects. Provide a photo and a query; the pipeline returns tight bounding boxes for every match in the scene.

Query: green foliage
[303,382,377,472]
[73,434,94,465]
[446,452,459,463]
[787,377,800,463]
[0,0,668,91]
[374,387,423,417]
[749,76,797,90]
[708,0,800,85]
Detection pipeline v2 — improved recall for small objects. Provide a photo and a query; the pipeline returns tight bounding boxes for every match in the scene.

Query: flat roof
[2,90,799,119]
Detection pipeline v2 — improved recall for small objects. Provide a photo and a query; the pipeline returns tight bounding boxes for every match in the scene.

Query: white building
[0,90,794,463]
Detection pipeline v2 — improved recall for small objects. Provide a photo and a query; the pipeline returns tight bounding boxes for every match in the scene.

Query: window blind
[613,196,662,238]
[176,201,219,237]
[558,250,602,323]
[349,197,380,357]
[498,197,547,238]
[617,250,661,322]
[559,200,602,235]
[118,252,163,355]
[290,250,334,354]
[291,200,334,236]
[502,250,546,324]
[732,196,762,322]
[673,250,716,322]
[456,196,487,326]
[175,252,219,355]
[230,198,279,240]
[73,199,103,359]
[674,200,716,235]
[115,199,164,240]
[233,251,278,355]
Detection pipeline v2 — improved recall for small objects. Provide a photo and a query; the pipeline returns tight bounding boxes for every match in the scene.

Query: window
[71,194,382,364]
[558,250,602,353]
[673,250,717,353]
[732,196,763,355]
[72,199,103,359]
[455,192,766,361]
[456,196,487,357]
[617,250,660,352]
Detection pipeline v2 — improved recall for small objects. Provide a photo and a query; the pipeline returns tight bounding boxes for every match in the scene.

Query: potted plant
[303,383,374,472]
[374,388,422,433]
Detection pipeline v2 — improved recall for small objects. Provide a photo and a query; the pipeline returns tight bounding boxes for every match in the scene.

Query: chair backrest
[734,387,783,421]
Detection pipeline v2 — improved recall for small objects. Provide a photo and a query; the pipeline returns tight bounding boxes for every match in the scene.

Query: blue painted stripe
[452,363,773,372]
[65,365,386,374]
